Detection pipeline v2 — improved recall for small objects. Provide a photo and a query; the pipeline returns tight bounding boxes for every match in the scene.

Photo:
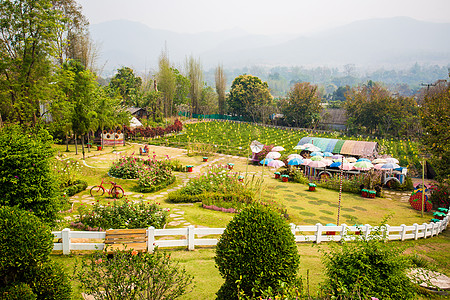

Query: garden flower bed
[108,155,176,192]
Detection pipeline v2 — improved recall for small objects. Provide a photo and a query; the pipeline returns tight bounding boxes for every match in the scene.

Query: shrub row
[124,119,183,138]
[63,179,87,197]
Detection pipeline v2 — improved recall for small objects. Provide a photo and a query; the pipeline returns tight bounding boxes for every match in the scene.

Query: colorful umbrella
[308,160,327,168]
[332,154,343,159]
[323,152,333,157]
[372,158,387,164]
[305,145,321,152]
[321,159,333,166]
[340,163,355,170]
[381,163,401,169]
[310,151,324,157]
[329,162,341,168]
[288,158,304,165]
[333,158,348,163]
[287,154,303,160]
[354,161,374,170]
[311,156,324,161]
[374,163,385,170]
[293,145,305,150]
[356,158,371,162]
[346,157,357,163]
[260,158,274,165]
[266,151,281,159]
[386,157,399,164]
[250,140,264,153]
[268,160,285,168]
[272,146,285,152]
[301,159,312,165]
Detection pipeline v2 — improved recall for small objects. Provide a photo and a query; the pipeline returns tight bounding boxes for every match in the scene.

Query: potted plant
[227,163,234,170]
[308,183,316,191]
[281,174,289,182]
[186,165,194,172]
[203,157,208,162]
[274,172,281,179]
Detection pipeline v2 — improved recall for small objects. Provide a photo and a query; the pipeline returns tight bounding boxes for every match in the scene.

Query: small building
[126,107,147,119]
[319,108,347,130]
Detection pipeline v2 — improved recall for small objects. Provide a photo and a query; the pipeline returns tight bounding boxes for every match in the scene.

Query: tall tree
[345,82,419,137]
[109,67,142,107]
[281,82,322,128]
[157,49,176,117]
[215,64,227,115]
[186,55,203,115]
[420,80,450,182]
[0,0,63,125]
[227,74,273,122]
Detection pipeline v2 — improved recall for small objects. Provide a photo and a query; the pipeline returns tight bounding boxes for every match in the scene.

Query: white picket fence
[52,214,449,255]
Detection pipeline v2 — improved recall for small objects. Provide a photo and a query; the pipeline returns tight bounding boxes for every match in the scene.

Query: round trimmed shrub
[215,205,300,299]
[0,282,36,300]
[0,206,71,299]
[0,207,53,282]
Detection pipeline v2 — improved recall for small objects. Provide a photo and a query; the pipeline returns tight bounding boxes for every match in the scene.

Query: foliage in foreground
[74,200,168,230]
[0,125,63,224]
[320,219,417,300]
[0,206,71,299]
[215,205,301,300]
[76,249,194,300]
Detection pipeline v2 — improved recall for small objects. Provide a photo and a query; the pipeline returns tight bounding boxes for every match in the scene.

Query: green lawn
[50,140,449,299]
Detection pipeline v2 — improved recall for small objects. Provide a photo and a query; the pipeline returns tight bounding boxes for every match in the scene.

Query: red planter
[274,173,281,179]
[203,157,208,162]
[187,167,193,172]
[97,146,102,151]
[309,186,316,191]
[326,231,336,236]
[282,177,289,182]
[361,191,368,197]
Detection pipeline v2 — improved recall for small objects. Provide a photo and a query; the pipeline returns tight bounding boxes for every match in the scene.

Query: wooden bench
[104,229,148,252]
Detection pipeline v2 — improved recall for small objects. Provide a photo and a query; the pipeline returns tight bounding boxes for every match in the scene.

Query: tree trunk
[81,134,85,160]
[75,134,78,155]
[65,134,69,152]
[87,132,90,153]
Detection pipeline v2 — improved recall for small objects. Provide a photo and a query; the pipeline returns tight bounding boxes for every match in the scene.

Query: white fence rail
[52,215,449,255]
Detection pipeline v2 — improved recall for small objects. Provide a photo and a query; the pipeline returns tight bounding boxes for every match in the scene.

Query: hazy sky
[76,0,450,35]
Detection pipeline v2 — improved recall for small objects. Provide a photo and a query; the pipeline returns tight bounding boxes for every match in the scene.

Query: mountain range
[90,17,450,75]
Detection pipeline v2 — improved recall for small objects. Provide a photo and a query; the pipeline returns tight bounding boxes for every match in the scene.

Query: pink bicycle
[90,179,125,198]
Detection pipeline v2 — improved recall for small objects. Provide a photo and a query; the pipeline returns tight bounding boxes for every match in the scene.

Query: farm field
[50,124,448,299]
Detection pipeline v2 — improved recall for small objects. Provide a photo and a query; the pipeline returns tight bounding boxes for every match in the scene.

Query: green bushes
[0,125,61,224]
[215,205,300,299]
[291,169,309,184]
[63,179,87,197]
[321,222,417,300]
[76,249,193,300]
[317,175,365,194]
[75,200,168,230]
[429,183,450,209]
[0,206,71,299]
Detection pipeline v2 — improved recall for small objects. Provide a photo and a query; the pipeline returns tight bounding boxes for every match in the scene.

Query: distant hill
[90,17,450,75]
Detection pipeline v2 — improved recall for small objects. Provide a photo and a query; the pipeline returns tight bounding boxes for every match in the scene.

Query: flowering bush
[429,184,450,210]
[75,200,168,230]
[109,156,141,179]
[54,157,81,187]
[109,155,176,192]
[139,158,175,192]
[76,249,193,300]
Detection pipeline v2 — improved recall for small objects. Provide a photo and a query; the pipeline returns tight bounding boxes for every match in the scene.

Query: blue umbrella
[288,158,304,166]
[260,158,274,165]
[329,161,341,168]
[310,151,324,157]
[323,152,333,157]
[381,163,400,169]
[356,158,371,162]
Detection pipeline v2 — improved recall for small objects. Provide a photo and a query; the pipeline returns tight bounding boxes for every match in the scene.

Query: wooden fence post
[290,223,296,236]
[188,225,195,251]
[413,223,419,240]
[400,224,407,241]
[315,223,322,244]
[147,227,155,253]
[364,224,371,240]
[423,223,428,239]
[62,228,71,255]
